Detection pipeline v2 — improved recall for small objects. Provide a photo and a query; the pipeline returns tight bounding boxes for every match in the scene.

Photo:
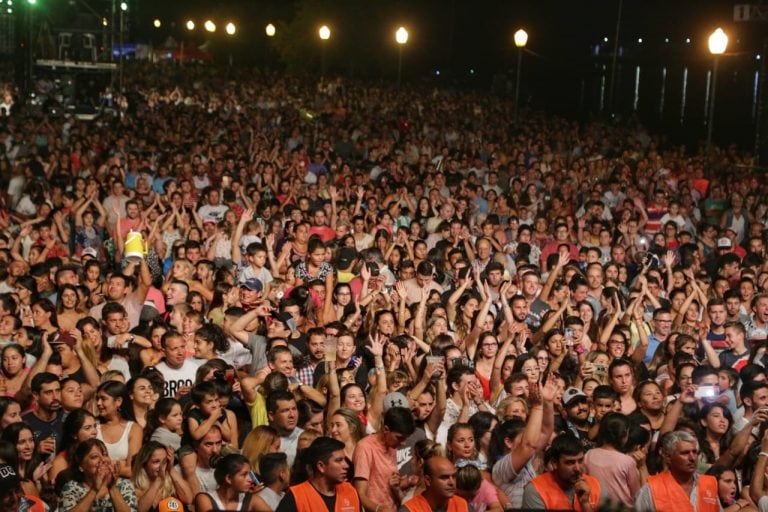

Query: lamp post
[318,25,330,75]
[513,28,528,122]
[706,27,728,154]
[118,0,127,92]
[395,26,408,86]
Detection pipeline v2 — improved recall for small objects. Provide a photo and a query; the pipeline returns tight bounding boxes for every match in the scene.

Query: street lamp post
[395,26,408,86]
[706,27,728,154]
[513,28,528,122]
[318,25,330,75]
[119,1,127,92]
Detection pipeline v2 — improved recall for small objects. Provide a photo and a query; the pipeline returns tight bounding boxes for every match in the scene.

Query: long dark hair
[697,403,733,464]
[60,409,96,455]
[96,380,129,420]
[0,422,42,480]
[0,396,20,433]
[31,298,59,328]
[487,419,526,468]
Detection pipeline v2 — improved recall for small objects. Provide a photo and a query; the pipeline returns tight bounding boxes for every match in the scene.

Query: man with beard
[277,437,361,512]
[635,431,719,511]
[522,433,606,510]
[297,328,326,386]
[558,388,591,444]
[401,456,469,512]
[21,372,64,456]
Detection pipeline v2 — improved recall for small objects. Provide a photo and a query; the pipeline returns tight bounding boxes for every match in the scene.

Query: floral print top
[60,478,138,512]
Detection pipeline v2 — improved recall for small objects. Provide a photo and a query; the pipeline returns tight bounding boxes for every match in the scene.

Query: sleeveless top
[201,491,252,512]
[97,421,134,461]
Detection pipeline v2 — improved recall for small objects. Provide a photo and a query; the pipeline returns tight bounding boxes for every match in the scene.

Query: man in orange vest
[521,433,606,511]
[276,437,361,512]
[634,431,720,512]
[400,456,470,512]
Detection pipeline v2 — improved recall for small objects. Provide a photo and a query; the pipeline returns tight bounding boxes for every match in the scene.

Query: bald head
[424,456,456,501]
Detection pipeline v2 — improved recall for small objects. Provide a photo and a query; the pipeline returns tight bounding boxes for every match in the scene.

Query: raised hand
[540,372,558,402]
[367,333,385,358]
[663,250,676,267]
[360,262,371,281]
[395,281,408,301]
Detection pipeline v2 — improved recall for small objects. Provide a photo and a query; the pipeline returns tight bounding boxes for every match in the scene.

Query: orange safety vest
[528,471,601,511]
[291,480,361,512]
[647,472,720,512]
[402,494,470,512]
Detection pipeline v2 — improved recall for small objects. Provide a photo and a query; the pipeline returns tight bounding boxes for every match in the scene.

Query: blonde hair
[497,395,529,421]
[297,429,320,449]
[242,425,279,470]
[100,370,125,383]
[331,408,364,443]
[132,442,175,499]
[387,370,411,390]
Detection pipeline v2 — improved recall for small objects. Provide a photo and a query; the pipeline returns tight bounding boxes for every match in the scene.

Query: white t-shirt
[156,359,200,398]
[197,204,228,223]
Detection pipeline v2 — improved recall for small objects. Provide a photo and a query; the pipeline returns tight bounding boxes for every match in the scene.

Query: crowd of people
[0,60,765,511]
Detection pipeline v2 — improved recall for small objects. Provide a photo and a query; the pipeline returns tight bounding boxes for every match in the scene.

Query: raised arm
[465,281,493,360]
[231,206,254,265]
[365,334,388,431]
[329,186,339,230]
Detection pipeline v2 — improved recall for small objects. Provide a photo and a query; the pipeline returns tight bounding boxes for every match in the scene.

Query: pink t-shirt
[584,447,640,507]
[471,478,500,512]
[353,434,397,508]
[145,286,166,315]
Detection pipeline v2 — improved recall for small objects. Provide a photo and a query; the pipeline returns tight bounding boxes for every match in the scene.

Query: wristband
[759,452,768,458]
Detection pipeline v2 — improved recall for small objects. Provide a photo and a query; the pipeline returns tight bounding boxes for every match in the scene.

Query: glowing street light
[186,20,195,31]
[119,1,127,11]
[395,26,409,45]
[513,28,528,122]
[708,27,728,55]
[204,20,216,32]
[318,25,331,74]
[265,23,276,37]
[153,18,161,29]
[225,22,236,35]
[706,27,728,153]
[395,27,409,85]
[513,28,528,48]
